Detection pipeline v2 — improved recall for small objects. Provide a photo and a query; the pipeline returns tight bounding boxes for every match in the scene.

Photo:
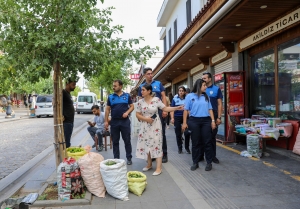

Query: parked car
[35,95,53,118]
[76,92,97,114]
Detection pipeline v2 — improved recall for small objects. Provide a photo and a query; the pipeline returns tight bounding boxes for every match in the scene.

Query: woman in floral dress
[136,84,184,176]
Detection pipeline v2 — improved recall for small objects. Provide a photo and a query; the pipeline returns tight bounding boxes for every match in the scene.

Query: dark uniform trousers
[174,116,190,150]
[200,111,218,158]
[188,117,213,164]
[158,109,167,156]
[110,118,132,160]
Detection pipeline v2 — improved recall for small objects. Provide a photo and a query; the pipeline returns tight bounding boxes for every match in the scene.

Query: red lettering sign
[130,74,140,80]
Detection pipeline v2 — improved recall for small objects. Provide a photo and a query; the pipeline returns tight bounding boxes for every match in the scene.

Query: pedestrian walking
[170,86,191,154]
[105,79,134,165]
[87,105,105,151]
[182,79,216,171]
[63,78,77,148]
[138,67,169,163]
[202,72,223,164]
[23,93,28,108]
[136,84,184,176]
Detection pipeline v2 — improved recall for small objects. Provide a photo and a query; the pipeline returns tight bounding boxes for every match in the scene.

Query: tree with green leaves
[0,0,157,165]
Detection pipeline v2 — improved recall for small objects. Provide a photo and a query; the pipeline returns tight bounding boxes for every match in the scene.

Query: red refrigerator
[214,71,245,144]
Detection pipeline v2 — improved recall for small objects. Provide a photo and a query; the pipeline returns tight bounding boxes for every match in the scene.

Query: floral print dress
[136,97,165,160]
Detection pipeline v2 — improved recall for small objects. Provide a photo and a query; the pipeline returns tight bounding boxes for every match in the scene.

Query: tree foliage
[0,0,157,164]
[0,0,157,82]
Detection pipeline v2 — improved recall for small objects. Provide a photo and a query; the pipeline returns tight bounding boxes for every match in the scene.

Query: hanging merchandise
[100,159,129,201]
[247,134,262,158]
[77,145,106,198]
[127,171,147,196]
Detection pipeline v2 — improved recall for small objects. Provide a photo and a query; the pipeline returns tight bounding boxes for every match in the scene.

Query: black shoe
[178,150,182,154]
[191,163,199,171]
[186,149,191,154]
[198,156,204,162]
[162,155,168,163]
[97,145,103,152]
[92,143,96,148]
[205,163,212,171]
[212,157,219,164]
[127,159,132,165]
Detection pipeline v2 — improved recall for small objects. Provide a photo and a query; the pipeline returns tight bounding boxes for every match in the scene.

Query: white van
[76,92,97,114]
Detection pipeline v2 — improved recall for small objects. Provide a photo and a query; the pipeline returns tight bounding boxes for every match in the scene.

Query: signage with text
[239,7,300,51]
[130,74,140,80]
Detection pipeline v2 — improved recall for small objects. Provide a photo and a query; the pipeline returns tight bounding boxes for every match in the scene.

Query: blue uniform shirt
[138,80,165,100]
[171,95,185,117]
[184,93,212,117]
[107,92,132,119]
[205,84,223,111]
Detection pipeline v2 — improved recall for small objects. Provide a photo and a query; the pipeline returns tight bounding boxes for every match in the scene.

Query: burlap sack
[77,145,106,198]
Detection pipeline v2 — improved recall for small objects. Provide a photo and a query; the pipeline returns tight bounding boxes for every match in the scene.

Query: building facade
[133,0,300,149]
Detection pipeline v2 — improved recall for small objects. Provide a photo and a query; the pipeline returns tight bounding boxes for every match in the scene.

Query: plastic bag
[247,134,262,158]
[127,171,147,196]
[100,159,129,201]
[240,150,252,158]
[77,145,106,198]
[66,147,87,160]
[57,157,85,201]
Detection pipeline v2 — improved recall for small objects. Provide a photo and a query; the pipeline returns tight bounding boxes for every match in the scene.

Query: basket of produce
[127,171,147,196]
[66,147,87,160]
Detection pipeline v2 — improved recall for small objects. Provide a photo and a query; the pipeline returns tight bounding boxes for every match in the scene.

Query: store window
[278,37,300,119]
[251,49,275,116]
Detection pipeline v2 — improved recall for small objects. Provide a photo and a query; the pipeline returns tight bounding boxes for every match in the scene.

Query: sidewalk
[3,122,300,209]
[0,106,31,123]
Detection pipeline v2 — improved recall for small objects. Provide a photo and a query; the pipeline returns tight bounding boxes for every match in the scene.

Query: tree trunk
[53,61,66,167]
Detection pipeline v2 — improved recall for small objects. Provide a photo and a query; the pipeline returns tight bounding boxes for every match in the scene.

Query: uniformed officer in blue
[182,79,216,171]
[138,67,169,163]
[105,79,134,165]
[202,72,223,164]
[170,86,191,154]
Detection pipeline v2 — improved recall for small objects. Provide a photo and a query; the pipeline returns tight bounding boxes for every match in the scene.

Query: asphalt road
[0,112,93,180]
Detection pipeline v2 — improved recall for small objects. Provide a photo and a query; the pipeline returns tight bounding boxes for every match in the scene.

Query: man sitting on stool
[87,105,105,151]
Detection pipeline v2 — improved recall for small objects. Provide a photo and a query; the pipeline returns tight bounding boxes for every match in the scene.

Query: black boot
[191,163,199,171]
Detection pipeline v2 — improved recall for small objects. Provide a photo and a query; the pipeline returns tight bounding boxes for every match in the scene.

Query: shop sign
[214,73,224,82]
[239,7,300,51]
[211,50,228,65]
[130,74,140,80]
[164,83,171,88]
[190,63,205,75]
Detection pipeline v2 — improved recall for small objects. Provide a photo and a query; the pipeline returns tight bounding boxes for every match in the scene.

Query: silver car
[35,95,53,118]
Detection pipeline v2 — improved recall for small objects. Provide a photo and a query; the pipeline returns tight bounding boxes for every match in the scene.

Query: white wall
[160,0,205,52]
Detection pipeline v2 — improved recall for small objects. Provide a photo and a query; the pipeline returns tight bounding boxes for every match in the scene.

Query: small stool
[103,131,112,151]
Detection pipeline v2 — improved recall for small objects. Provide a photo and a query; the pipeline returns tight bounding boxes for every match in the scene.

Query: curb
[29,191,92,208]
[0,121,90,201]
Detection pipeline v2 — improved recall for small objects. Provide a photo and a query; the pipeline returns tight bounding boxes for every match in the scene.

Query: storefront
[172,73,188,95]
[238,7,300,149]
[191,63,206,86]
[211,50,233,75]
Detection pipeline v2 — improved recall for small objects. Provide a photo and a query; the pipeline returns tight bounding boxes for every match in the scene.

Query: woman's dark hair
[191,79,209,101]
[142,84,155,97]
[178,86,186,99]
